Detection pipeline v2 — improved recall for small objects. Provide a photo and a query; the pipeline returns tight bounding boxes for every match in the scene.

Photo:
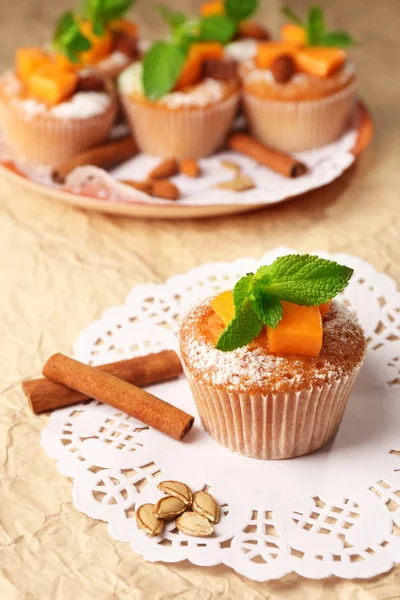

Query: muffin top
[180,299,366,394]
[118,61,238,110]
[0,70,114,121]
[240,58,356,101]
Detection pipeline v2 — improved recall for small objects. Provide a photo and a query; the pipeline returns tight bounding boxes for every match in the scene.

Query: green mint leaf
[225,0,259,22]
[101,0,135,21]
[255,254,353,306]
[250,285,283,329]
[142,40,186,100]
[198,14,236,44]
[216,299,263,352]
[318,30,356,47]
[281,6,303,26]
[155,5,187,29]
[53,11,92,61]
[307,5,325,45]
[233,273,254,312]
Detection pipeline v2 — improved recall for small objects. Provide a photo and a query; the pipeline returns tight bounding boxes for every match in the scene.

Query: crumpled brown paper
[1,0,400,597]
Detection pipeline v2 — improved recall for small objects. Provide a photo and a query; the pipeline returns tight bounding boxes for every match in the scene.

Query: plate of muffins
[0,1,373,219]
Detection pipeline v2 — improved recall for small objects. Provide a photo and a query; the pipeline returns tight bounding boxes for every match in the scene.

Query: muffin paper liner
[121,92,240,159]
[0,87,117,169]
[243,79,357,152]
[183,364,361,460]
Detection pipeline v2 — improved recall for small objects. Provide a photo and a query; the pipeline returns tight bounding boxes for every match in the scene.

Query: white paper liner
[183,364,361,460]
[120,92,240,158]
[243,79,358,152]
[0,86,117,169]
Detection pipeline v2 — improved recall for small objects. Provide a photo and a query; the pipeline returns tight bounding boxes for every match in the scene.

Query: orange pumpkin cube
[319,301,331,318]
[256,41,302,69]
[16,48,50,85]
[109,19,138,38]
[281,23,307,45]
[175,42,224,90]
[210,290,235,325]
[267,301,323,357]
[78,19,113,65]
[294,47,346,78]
[28,63,78,106]
[200,1,225,17]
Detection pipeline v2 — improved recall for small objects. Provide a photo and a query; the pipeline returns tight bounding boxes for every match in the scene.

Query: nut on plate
[136,503,164,537]
[175,511,214,537]
[152,179,180,201]
[149,158,179,180]
[153,495,187,519]
[180,158,201,178]
[157,480,193,506]
[192,490,220,524]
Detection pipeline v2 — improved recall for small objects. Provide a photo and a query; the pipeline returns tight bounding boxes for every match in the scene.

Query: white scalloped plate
[0,102,372,219]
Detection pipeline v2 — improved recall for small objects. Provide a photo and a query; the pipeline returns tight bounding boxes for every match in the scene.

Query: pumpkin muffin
[240,6,357,151]
[0,51,117,169]
[180,254,366,460]
[119,45,240,159]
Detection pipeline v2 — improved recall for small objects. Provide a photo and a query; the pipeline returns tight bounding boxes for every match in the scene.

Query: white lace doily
[41,248,400,581]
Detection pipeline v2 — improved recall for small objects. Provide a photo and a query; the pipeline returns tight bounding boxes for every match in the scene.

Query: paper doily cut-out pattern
[41,248,400,581]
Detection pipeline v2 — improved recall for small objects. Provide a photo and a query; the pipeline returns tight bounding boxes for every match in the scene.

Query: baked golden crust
[180,300,366,395]
[240,59,356,101]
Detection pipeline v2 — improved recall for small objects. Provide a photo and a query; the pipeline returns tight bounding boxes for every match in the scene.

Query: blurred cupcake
[51,3,140,81]
[0,49,117,169]
[180,254,366,460]
[119,42,240,158]
[240,5,357,151]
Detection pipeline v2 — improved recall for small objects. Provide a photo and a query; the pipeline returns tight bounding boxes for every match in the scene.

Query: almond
[152,179,180,201]
[203,58,238,81]
[270,55,296,84]
[77,72,105,93]
[113,31,138,60]
[180,158,201,178]
[238,21,270,41]
[120,179,153,195]
[149,158,179,180]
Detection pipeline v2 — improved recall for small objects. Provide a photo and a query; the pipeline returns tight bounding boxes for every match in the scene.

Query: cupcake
[0,49,117,169]
[180,254,366,460]
[51,3,140,81]
[240,5,357,151]
[118,2,247,159]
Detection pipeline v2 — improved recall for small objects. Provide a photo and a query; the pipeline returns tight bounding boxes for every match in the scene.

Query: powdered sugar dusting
[180,300,366,394]
[1,72,111,120]
[50,92,111,118]
[118,62,225,107]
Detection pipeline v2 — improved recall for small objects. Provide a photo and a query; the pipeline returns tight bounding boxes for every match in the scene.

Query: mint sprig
[281,4,356,47]
[83,0,136,36]
[225,0,259,22]
[143,40,186,100]
[198,15,236,44]
[154,5,187,30]
[216,254,353,352]
[53,11,92,63]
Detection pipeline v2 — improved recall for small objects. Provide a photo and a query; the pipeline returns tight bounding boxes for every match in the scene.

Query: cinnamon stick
[42,353,193,441]
[52,135,138,184]
[23,350,182,414]
[227,132,308,178]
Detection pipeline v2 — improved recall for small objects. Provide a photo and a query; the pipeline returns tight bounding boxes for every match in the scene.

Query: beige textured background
[1,0,400,598]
